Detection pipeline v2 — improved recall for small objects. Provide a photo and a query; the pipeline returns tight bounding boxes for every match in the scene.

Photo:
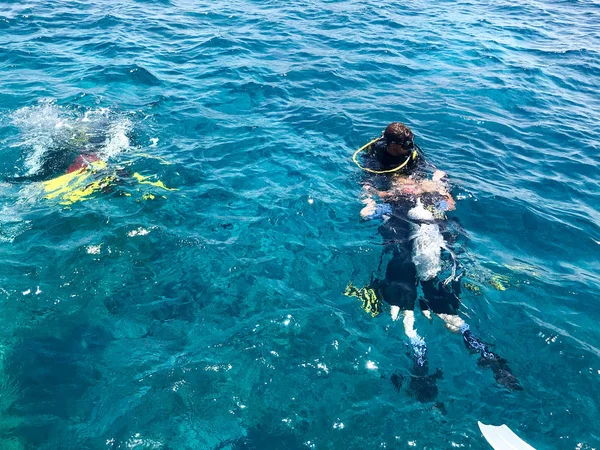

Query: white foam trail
[98,118,132,160]
[10,101,132,176]
[0,205,32,243]
[11,102,68,175]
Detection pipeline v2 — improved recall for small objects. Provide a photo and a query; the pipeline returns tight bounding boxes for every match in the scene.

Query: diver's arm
[360,182,392,220]
[360,197,377,219]
[359,183,375,219]
[431,170,456,211]
[388,173,455,211]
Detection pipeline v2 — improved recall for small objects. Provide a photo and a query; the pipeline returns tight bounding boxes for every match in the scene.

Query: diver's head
[383,122,414,157]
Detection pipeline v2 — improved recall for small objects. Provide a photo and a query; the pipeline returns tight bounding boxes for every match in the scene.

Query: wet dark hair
[383,122,414,149]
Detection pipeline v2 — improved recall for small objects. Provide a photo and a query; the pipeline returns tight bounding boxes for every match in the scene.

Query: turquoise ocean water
[1,0,599,448]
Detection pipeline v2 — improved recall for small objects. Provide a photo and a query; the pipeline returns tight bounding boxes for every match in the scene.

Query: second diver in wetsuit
[6,124,175,206]
[355,122,521,402]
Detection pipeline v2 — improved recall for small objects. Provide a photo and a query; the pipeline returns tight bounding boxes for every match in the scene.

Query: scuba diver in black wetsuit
[355,122,521,402]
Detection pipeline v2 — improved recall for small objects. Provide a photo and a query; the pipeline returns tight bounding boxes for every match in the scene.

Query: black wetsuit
[377,213,461,316]
[364,141,460,316]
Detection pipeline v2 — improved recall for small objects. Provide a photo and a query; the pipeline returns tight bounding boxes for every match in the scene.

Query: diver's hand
[360,198,377,219]
[361,183,381,199]
[360,200,392,221]
[432,170,447,182]
[443,195,456,211]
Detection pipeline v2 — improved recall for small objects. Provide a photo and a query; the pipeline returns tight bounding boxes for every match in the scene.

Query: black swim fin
[478,353,523,391]
[408,366,443,403]
[463,329,522,391]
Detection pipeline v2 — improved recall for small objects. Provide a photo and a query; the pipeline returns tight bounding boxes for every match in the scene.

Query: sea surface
[1,0,599,448]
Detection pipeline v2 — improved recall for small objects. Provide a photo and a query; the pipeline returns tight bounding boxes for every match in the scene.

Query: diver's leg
[400,310,427,369]
[381,249,440,401]
[437,313,465,333]
[404,309,442,402]
[459,323,522,391]
[424,279,522,390]
[437,309,522,390]
[384,277,427,369]
[378,220,442,400]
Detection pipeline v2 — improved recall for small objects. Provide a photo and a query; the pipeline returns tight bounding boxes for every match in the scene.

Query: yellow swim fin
[344,281,382,317]
[42,160,110,206]
[132,172,177,191]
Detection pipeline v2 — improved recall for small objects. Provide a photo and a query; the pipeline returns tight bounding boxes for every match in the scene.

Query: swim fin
[478,421,535,450]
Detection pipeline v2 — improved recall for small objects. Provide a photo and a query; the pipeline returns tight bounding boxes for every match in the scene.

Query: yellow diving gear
[344,281,382,317]
[132,172,177,191]
[42,160,113,206]
[41,161,177,206]
[489,275,509,291]
[352,137,419,174]
[463,282,482,295]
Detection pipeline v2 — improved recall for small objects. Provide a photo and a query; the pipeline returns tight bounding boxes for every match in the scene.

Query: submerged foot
[408,367,443,402]
[390,373,404,393]
[478,354,523,391]
[463,327,523,391]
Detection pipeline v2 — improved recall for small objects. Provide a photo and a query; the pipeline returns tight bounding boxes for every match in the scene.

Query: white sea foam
[127,227,151,237]
[10,101,131,177]
[98,117,132,160]
[86,244,102,255]
[11,102,69,176]
[0,204,32,243]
